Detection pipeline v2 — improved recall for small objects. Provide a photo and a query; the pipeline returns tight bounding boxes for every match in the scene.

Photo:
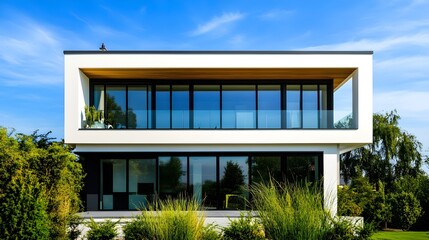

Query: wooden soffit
[80,68,356,89]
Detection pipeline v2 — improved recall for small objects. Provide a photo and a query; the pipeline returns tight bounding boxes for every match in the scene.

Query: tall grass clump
[123,196,206,240]
[250,179,332,240]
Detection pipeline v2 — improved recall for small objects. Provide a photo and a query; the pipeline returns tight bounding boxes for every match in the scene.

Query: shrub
[250,179,332,240]
[356,222,375,240]
[326,219,375,240]
[223,212,265,240]
[0,170,50,240]
[86,218,118,240]
[387,191,422,230]
[326,219,355,240]
[67,214,83,240]
[338,185,363,216]
[202,224,221,240]
[123,197,205,240]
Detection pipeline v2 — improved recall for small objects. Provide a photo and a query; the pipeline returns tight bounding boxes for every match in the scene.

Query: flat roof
[64,50,373,55]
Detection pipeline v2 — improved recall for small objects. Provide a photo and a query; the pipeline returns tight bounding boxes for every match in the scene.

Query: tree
[0,128,84,239]
[341,111,424,191]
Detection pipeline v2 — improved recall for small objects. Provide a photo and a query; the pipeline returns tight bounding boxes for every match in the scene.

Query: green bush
[86,218,118,240]
[338,186,363,216]
[202,224,221,240]
[326,219,356,240]
[387,191,422,230]
[0,170,50,240]
[223,212,265,240]
[356,222,375,240]
[123,197,205,240]
[0,128,84,239]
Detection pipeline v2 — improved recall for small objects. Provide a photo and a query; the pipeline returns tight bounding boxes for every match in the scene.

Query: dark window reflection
[106,86,126,129]
[251,156,281,184]
[128,86,147,128]
[220,156,249,210]
[159,156,187,199]
[286,155,319,183]
[194,85,220,128]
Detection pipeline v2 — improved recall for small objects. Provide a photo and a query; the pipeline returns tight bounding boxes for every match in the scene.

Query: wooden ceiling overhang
[80,68,357,90]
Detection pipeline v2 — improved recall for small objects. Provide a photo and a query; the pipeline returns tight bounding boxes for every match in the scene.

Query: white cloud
[190,12,244,36]
[302,33,429,52]
[0,13,90,86]
[374,55,429,84]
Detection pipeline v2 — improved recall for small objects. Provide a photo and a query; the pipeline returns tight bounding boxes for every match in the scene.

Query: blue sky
[0,0,428,158]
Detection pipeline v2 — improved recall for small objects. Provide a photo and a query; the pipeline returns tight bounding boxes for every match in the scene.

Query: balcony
[80,109,355,130]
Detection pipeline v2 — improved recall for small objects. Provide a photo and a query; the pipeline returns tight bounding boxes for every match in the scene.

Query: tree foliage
[339,110,428,230]
[387,191,422,230]
[0,128,84,239]
[341,111,424,190]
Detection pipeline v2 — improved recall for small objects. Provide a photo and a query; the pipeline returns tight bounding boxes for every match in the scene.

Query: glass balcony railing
[81,109,355,130]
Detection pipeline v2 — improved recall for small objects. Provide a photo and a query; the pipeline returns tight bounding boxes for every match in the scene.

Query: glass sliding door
[128,159,156,210]
[106,86,126,129]
[172,85,190,128]
[220,156,249,209]
[193,85,220,129]
[156,85,171,128]
[302,85,318,128]
[286,85,301,128]
[258,85,281,128]
[189,156,217,209]
[222,85,256,128]
[100,159,127,210]
[159,156,187,199]
[128,86,148,129]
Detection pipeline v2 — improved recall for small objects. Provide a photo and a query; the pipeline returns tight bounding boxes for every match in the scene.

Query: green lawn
[372,231,429,240]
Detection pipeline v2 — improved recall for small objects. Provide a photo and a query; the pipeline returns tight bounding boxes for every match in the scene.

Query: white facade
[64,51,373,214]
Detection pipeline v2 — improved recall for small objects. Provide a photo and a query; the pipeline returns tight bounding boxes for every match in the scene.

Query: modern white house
[64,51,373,215]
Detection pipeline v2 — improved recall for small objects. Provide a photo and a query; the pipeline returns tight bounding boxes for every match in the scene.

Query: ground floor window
[82,152,322,211]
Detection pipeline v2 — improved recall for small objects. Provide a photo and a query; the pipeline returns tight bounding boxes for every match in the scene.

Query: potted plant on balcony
[84,105,105,128]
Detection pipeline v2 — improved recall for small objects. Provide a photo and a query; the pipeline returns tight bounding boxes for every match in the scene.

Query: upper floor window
[90,81,333,129]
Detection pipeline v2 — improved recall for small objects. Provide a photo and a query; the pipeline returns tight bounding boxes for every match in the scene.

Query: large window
[128,159,156,210]
[220,156,249,210]
[90,81,333,129]
[194,85,220,129]
[258,85,281,128]
[106,86,126,129]
[172,85,190,128]
[159,156,187,199]
[94,152,322,210]
[190,156,217,209]
[128,86,149,128]
[222,85,256,128]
